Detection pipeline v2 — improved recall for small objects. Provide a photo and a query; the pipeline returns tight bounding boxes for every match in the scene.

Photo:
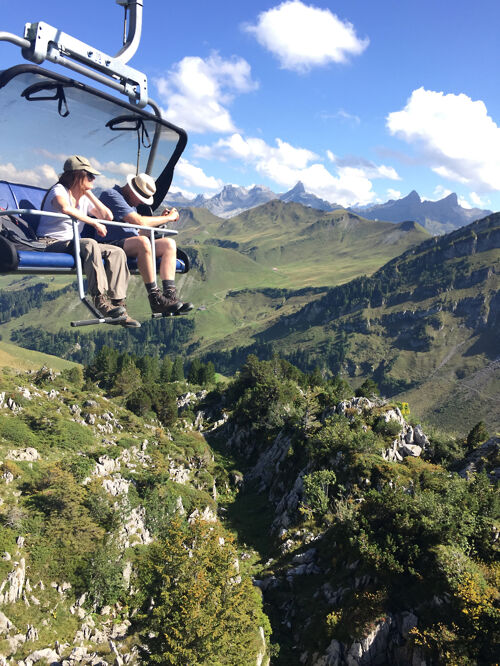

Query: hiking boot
[148,288,183,314]
[173,301,194,315]
[164,287,194,314]
[111,299,141,328]
[93,294,125,319]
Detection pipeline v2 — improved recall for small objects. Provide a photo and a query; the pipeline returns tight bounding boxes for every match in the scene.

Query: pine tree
[136,517,266,665]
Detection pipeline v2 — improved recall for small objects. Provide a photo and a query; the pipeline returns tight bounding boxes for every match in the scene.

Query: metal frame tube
[114,0,143,63]
[72,218,86,300]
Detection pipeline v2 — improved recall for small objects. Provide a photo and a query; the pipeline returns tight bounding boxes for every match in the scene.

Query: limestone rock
[0,610,14,635]
[21,647,60,665]
[6,443,36,460]
[188,506,217,523]
[413,425,430,448]
[0,558,25,605]
[119,506,152,547]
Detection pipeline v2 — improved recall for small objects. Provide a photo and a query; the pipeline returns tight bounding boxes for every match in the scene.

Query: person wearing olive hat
[38,155,139,327]
[99,173,193,315]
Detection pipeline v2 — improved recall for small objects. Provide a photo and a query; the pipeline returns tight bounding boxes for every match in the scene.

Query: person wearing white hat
[38,155,140,327]
[99,173,192,315]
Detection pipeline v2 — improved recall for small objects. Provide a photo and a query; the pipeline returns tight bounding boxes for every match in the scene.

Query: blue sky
[2,0,500,209]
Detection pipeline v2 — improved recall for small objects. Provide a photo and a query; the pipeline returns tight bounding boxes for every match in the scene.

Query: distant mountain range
[350,190,492,235]
[165,182,492,233]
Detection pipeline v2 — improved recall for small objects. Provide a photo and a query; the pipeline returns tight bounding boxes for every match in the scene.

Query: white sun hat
[126,173,156,205]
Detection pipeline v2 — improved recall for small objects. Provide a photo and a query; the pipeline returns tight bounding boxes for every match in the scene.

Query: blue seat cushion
[17,249,186,273]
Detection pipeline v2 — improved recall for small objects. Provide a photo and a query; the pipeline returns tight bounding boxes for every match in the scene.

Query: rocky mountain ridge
[351,190,492,235]
[165,181,492,231]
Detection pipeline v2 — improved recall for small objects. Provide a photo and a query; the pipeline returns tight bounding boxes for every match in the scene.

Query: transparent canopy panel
[0,65,186,205]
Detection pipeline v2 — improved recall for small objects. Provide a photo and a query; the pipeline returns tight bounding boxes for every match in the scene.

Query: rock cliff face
[219,396,438,665]
[0,370,269,666]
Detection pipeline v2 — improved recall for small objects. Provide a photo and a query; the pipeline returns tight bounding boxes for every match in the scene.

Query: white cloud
[386,188,402,200]
[244,0,368,72]
[173,158,224,192]
[387,88,500,191]
[193,133,397,205]
[154,53,257,134]
[431,185,453,200]
[469,192,489,208]
[35,150,135,180]
[458,196,472,209]
[91,159,136,177]
[0,161,57,189]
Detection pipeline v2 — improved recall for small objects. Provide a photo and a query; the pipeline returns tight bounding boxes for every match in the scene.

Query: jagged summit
[167,182,491,233]
[352,190,491,234]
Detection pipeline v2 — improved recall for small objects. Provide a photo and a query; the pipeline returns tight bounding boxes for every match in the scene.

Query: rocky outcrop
[459,436,500,482]
[0,558,25,605]
[6,448,40,462]
[311,612,421,666]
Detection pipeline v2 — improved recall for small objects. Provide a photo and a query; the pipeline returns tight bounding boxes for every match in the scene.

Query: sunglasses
[85,172,96,181]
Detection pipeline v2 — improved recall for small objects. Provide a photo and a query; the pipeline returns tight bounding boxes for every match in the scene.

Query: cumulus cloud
[431,185,453,200]
[334,155,401,181]
[244,0,368,72]
[35,150,135,180]
[386,189,402,200]
[387,88,500,191]
[0,161,57,189]
[193,134,398,205]
[469,192,489,208]
[173,158,224,192]
[154,53,257,134]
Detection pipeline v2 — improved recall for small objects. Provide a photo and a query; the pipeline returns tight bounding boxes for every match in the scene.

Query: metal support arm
[21,20,148,106]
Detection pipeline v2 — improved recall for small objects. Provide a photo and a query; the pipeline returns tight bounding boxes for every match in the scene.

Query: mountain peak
[441,192,458,205]
[405,190,421,203]
[289,181,306,194]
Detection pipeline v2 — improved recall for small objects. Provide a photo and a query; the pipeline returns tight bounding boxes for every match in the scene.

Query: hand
[163,207,179,222]
[94,222,107,237]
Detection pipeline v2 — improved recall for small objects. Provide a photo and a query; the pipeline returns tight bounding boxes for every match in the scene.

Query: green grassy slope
[199,215,500,433]
[0,202,429,354]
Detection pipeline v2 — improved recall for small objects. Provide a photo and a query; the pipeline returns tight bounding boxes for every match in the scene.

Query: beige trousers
[44,238,130,299]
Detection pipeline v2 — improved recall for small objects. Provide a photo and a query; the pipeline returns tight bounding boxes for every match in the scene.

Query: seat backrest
[0,181,49,235]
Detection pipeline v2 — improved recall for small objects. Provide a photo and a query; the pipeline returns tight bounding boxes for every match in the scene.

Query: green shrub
[61,366,84,388]
[0,414,37,447]
[62,455,95,482]
[373,417,401,438]
[302,469,337,518]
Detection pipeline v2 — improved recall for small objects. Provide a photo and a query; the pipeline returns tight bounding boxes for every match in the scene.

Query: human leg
[46,239,124,318]
[155,237,193,314]
[121,235,156,284]
[99,243,130,301]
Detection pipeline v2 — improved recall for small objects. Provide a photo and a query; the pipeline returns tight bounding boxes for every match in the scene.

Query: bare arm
[51,193,108,237]
[85,190,113,221]
[122,207,179,229]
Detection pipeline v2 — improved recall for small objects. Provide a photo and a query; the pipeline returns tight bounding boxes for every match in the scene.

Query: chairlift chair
[0,0,189,326]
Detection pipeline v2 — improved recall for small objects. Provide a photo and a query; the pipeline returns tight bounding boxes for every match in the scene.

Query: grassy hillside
[199,214,500,433]
[0,340,79,371]
[0,201,429,358]
[176,201,430,289]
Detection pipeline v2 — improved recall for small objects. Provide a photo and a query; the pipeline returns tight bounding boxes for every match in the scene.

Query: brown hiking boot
[164,287,193,314]
[111,299,141,328]
[93,294,125,319]
[148,287,183,314]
